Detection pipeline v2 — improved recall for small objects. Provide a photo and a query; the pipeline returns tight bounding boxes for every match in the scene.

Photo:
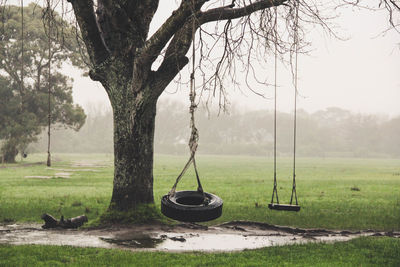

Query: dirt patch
[54,172,72,178]
[46,168,100,172]
[1,221,398,252]
[71,160,110,168]
[25,172,72,179]
[25,176,53,179]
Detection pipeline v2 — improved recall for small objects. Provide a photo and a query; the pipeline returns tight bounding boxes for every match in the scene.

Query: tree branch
[198,0,287,24]
[67,0,109,65]
[138,0,207,71]
[151,0,287,97]
[151,19,195,97]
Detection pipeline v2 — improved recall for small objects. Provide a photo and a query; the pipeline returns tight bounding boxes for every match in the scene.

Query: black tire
[161,190,223,222]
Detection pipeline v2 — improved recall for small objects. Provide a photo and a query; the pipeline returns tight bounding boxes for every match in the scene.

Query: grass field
[1,153,399,230]
[1,237,399,266]
[1,153,399,266]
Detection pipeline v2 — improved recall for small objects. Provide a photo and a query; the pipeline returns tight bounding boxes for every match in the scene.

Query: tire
[161,190,223,222]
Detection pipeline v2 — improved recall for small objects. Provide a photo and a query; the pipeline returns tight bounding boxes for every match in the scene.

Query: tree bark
[108,84,157,211]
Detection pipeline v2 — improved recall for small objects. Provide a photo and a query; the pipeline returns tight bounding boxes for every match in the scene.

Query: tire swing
[268,4,300,212]
[161,11,223,222]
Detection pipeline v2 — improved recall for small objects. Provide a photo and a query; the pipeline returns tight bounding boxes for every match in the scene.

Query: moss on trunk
[107,82,158,212]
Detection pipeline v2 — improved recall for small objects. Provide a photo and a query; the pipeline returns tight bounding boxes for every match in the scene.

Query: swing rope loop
[290,0,299,206]
[271,5,279,205]
[20,0,24,107]
[269,1,300,210]
[168,1,206,201]
[46,0,52,167]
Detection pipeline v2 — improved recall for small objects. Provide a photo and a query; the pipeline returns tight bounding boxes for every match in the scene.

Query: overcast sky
[13,0,400,116]
[74,2,400,117]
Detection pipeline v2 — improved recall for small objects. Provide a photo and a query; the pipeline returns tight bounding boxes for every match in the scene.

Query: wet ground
[23,160,105,179]
[1,221,398,252]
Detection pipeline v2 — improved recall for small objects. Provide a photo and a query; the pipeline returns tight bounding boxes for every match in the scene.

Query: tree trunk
[108,92,157,211]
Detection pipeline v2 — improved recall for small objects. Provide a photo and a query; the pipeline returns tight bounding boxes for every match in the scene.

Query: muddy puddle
[0,222,398,252]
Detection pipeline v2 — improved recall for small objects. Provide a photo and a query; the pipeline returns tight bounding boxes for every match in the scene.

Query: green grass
[0,237,399,266]
[1,154,399,266]
[1,153,399,230]
[0,153,113,224]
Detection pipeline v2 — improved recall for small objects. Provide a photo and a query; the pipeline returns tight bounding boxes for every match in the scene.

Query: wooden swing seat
[268,203,301,212]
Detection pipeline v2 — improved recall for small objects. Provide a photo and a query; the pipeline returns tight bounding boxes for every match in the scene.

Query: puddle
[100,236,164,248]
[0,230,109,248]
[0,222,398,252]
[152,233,357,251]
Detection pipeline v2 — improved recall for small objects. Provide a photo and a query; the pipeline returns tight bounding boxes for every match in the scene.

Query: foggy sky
[74,2,400,116]
[11,0,400,116]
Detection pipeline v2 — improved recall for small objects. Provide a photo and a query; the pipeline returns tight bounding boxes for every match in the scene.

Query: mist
[29,100,400,158]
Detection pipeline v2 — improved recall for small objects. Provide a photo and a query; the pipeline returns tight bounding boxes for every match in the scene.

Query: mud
[1,221,398,252]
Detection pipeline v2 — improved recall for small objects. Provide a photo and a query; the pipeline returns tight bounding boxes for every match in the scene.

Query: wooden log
[41,213,88,229]
[60,215,88,228]
[41,213,59,229]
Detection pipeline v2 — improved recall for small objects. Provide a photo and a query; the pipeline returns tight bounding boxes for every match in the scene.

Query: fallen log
[41,213,88,229]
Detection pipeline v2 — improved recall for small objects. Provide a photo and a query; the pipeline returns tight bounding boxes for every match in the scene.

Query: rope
[168,3,206,203]
[290,1,300,206]
[20,0,24,108]
[270,2,300,207]
[271,5,279,205]
[46,0,52,167]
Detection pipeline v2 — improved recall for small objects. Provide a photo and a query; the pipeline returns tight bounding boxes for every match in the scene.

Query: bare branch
[139,0,207,71]
[151,0,288,98]
[198,0,288,24]
[66,0,108,65]
[151,16,197,98]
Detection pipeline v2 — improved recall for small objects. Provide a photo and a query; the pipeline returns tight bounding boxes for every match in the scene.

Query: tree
[0,4,86,163]
[61,0,398,216]
[17,0,398,216]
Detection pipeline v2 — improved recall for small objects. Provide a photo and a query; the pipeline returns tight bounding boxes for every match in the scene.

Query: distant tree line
[30,101,400,158]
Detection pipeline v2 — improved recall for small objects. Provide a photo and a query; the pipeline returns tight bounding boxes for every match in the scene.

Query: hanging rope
[290,1,300,206]
[270,5,279,205]
[20,0,24,108]
[168,3,206,202]
[46,0,52,167]
[270,2,300,208]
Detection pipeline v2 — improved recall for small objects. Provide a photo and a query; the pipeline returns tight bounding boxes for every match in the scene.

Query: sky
[12,0,400,117]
